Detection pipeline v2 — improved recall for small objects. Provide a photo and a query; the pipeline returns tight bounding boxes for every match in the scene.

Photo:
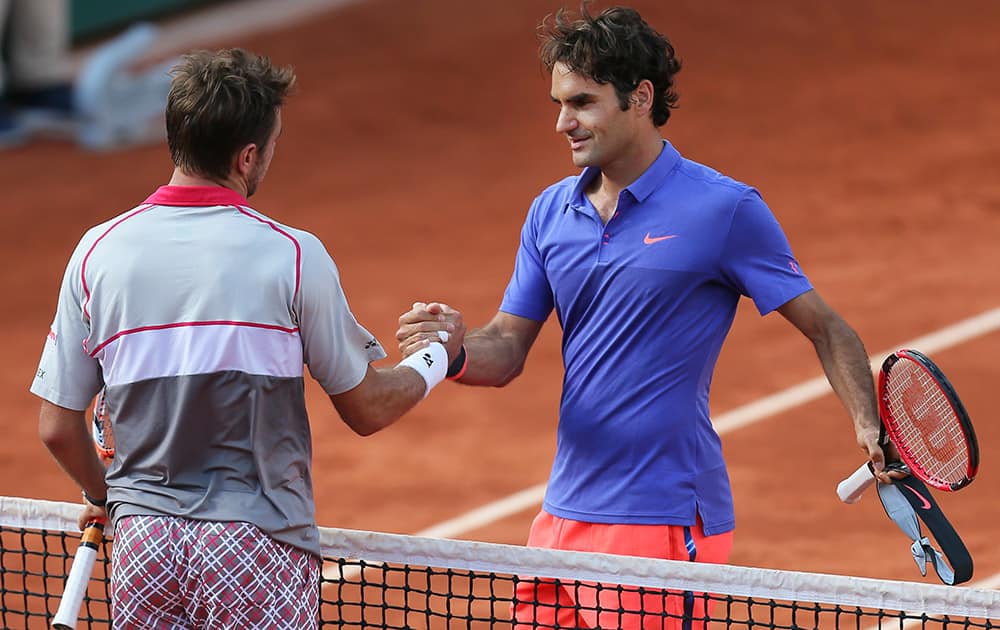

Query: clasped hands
[397,301,466,365]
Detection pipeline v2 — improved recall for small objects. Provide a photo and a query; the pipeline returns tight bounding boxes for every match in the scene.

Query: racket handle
[51,521,104,630]
[837,462,877,504]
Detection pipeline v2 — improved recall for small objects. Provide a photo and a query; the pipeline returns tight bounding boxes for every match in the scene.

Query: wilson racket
[837,349,978,503]
[52,389,114,629]
[91,387,114,463]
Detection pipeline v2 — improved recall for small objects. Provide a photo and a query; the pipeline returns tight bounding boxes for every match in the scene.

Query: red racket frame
[877,349,978,491]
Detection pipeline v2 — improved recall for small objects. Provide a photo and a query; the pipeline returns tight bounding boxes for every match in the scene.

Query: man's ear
[632,80,654,115]
[234,143,258,177]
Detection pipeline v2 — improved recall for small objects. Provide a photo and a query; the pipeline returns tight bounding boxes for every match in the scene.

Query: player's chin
[569,148,596,168]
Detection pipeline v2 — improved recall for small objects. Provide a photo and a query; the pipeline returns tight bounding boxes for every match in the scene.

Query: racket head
[92,388,114,462]
[878,349,978,491]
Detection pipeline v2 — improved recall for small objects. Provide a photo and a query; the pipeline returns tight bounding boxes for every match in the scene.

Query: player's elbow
[38,422,61,449]
[494,359,527,387]
[341,412,389,437]
[38,418,72,453]
[38,401,80,452]
[810,313,858,351]
[329,385,407,437]
[332,402,396,436]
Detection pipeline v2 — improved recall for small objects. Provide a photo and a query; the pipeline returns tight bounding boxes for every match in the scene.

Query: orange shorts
[512,510,734,630]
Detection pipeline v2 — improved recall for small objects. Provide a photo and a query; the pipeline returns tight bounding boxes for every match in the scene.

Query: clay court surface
[2,0,999,589]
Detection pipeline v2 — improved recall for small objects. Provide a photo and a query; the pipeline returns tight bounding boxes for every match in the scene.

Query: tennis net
[1,495,997,629]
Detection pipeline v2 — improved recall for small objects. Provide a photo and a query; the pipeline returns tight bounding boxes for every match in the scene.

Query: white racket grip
[52,523,103,629]
[837,462,877,504]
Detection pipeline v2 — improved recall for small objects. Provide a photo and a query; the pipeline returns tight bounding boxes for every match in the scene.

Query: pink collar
[143,185,249,207]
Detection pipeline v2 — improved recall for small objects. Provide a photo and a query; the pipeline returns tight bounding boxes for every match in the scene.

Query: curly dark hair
[166,49,296,180]
[539,4,681,126]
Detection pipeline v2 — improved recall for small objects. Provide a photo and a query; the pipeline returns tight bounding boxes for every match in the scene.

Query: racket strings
[884,361,969,486]
[92,388,115,461]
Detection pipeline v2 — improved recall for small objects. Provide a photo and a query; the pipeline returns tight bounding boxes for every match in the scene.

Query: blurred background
[72,1,216,40]
[1,0,998,588]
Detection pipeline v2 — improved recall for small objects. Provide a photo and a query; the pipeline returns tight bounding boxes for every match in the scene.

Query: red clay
[3,0,999,590]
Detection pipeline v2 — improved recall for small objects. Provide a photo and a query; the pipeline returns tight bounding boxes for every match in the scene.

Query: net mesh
[1,496,996,629]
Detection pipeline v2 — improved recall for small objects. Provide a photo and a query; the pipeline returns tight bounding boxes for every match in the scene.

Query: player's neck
[168,168,248,198]
[587,134,664,207]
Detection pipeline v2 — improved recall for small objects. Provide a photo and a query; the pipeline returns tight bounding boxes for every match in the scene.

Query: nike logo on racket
[643,232,677,245]
[903,485,932,510]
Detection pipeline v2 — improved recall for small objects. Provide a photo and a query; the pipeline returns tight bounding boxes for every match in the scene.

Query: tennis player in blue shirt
[398,6,897,628]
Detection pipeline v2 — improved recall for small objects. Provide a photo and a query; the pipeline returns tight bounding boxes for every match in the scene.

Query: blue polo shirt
[501,141,812,535]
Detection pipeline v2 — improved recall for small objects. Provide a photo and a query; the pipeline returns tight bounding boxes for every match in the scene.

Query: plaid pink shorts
[111,515,319,629]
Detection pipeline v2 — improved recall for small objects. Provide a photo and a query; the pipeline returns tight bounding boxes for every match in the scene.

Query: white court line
[414,306,1000,539]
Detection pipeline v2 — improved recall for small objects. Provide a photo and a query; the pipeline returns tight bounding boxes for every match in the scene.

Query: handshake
[393,301,469,396]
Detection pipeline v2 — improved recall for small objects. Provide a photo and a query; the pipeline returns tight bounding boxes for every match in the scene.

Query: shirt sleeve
[294,232,387,395]
[30,233,104,410]
[499,198,554,322]
[719,190,813,315]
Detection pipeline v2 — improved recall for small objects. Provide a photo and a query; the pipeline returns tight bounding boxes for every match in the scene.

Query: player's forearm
[38,402,108,500]
[330,364,429,436]
[453,327,530,387]
[812,318,880,435]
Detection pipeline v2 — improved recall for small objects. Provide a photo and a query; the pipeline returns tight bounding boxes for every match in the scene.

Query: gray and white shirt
[31,185,386,555]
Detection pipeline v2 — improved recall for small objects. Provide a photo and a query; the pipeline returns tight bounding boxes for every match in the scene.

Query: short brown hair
[166,49,296,180]
[539,5,681,127]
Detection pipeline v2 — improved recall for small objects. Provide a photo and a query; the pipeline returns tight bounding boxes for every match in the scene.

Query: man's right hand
[77,501,107,532]
[856,427,908,485]
[397,301,466,364]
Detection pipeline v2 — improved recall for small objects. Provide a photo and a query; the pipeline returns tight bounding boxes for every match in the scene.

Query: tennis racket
[51,520,105,630]
[51,389,114,629]
[91,387,115,463]
[837,349,978,503]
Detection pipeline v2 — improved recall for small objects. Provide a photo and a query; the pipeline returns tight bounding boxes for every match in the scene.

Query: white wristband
[398,342,448,398]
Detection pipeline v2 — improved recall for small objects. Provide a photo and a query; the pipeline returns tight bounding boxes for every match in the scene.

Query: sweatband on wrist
[83,491,107,507]
[446,345,468,381]
[398,342,448,398]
